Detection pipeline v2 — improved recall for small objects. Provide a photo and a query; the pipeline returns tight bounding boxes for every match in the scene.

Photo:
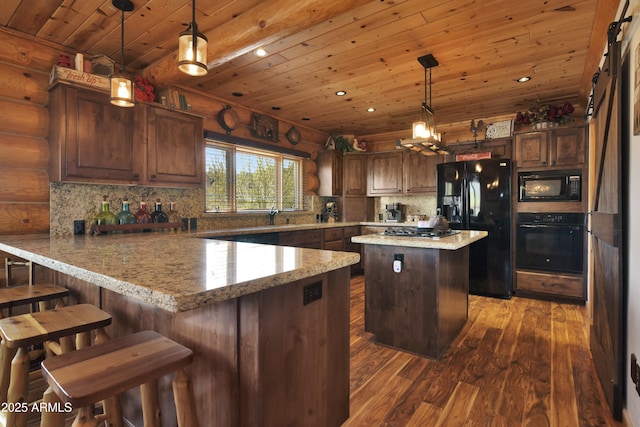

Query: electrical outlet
[632,353,640,397]
[73,220,85,235]
[303,281,322,305]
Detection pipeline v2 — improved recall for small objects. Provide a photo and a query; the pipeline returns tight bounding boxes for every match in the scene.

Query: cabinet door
[343,154,367,196]
[316,151,343,196]
[403,151,438,194]
[367,151,403,195]
[58,86,138,182]
[515,132,549,167]
[550,126,585,166]
[146,105,204,187]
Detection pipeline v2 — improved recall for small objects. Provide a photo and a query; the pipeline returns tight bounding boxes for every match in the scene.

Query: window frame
[205,139,305,213]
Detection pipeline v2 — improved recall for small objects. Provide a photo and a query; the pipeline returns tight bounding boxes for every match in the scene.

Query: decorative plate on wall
[218,105,239,134]
[286,126,301,145]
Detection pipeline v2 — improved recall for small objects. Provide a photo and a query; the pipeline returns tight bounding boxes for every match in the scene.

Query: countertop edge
[351,230,488,250]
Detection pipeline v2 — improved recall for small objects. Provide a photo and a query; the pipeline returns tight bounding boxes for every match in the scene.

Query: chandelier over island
[397,54,453,155]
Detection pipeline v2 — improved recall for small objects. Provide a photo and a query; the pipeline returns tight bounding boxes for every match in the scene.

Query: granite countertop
[0,233,360,313]
[351,230,488,250]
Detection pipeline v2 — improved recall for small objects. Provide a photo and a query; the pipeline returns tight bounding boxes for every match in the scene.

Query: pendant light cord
[191,1,197,56]
[119,8,125,74]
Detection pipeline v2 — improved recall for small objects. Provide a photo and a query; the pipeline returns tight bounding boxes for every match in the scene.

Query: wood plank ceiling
[0,0,617,139]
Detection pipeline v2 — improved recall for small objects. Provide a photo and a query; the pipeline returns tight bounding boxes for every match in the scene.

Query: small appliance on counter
[384,203,404,222]
[321,200,339,222]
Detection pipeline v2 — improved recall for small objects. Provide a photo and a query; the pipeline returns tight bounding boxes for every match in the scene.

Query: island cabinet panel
[54,267,350,427]
[239,269,350,426]
[49,84,139,183]
[363,244,468,360]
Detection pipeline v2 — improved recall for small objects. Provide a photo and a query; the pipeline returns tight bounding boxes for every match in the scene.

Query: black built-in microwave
[518,170,581,202]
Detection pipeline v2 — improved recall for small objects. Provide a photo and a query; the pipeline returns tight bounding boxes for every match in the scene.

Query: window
[205,140,304,212]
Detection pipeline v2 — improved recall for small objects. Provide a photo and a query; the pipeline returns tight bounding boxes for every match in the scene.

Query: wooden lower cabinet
[58,268,351,427]
[515,270,585,301]
[279,229,322,248]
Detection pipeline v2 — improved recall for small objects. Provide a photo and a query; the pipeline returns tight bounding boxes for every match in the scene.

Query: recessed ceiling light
[367,107,376,112]
[232,92,244,97]
[254,48,268,57]
[335,91,347,96]
[517,76,531,83]
[302,117,310,121]
[272,106,281,110]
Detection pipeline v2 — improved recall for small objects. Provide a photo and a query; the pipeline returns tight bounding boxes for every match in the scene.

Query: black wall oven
[516,213,585,274]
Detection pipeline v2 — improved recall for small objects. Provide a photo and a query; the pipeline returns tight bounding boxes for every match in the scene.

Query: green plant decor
[334,136,355,152]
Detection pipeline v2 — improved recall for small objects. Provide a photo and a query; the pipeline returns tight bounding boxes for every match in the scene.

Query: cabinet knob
[133,173,140,179]
[551,160,556,165]
[541,161,547,165]
[150,174,157,179]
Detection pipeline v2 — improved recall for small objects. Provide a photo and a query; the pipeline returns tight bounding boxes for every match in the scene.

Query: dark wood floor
[343,275,623,427]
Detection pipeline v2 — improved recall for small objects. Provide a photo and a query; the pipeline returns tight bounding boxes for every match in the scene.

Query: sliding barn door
[589,39,624,421]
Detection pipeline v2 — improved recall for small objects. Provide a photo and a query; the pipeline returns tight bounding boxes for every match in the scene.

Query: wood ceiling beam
[141,0,372,87]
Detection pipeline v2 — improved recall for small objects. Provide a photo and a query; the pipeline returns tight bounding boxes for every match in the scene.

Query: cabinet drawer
[343,226,360,239]
[323,227,344,242]
[279,230,322,247]
[323,240,345,251]
[516,270,584,299]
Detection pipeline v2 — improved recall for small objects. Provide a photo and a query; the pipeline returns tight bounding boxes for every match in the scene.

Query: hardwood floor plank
[435,382,479,426]
[346,275,623,427]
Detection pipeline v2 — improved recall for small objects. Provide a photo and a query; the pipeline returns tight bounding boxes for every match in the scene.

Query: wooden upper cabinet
[49,84,139,184]
[143,104,204,187]
[317,150,343,196]
[49,84,204,188]
[515,125,585,169]
[367,151,403,195]
[342,153,367,196]
[550,126,586,167]
[403,151,439,194]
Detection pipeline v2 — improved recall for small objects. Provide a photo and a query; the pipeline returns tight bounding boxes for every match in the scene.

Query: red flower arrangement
[515,103,575,127]
[134,76,155,102]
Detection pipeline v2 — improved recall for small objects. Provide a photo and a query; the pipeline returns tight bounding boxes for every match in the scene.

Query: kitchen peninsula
[0,233,359,426]
[352,230,487,360]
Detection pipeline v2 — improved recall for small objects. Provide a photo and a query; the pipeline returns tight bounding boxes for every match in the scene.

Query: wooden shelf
[90,222,185,235]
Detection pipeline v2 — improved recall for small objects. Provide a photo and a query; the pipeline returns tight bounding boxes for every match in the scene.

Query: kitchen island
[0,233,359,426]
[352,230,487,360]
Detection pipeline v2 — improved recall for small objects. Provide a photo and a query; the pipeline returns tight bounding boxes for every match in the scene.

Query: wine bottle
[134,201,151,224]
[95,195,117,225]
[150,199,169,223]
[116,199,137,225]
[167,201,181,224]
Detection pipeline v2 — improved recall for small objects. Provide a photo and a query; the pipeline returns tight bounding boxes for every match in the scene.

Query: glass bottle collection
[94,197,181,229]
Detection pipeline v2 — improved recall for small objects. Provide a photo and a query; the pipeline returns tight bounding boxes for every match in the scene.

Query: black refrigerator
[436,159,512,298]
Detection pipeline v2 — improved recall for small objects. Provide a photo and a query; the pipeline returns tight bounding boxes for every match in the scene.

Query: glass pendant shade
[110,0,134,107]
[178,28,208,76]
[110,74,134,107]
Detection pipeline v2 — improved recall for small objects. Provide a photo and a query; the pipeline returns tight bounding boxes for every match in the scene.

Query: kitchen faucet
[269,206,279,225]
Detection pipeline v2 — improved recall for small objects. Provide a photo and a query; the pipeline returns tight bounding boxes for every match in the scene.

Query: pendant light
[178,0,208,76]
[397,54,452,155]
[412,54,440,143]
[110,0,135,107]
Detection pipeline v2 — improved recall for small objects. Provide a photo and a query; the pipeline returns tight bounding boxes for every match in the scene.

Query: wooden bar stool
[0,258,70,404]
[41,330,199,427]
[0,304,112,427]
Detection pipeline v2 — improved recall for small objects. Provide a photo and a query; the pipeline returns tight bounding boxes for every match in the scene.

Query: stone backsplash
[50,182,322,236]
